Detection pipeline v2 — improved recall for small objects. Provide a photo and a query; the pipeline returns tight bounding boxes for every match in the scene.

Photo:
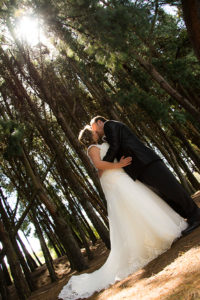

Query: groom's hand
[119,156,132,168]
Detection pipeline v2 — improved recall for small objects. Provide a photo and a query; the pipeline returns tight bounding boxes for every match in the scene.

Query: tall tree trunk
[40,221,62,258]
[0,264,9,300]
[0,188,35,291]
[17,234,38,272]
[74,200,97,245]
[37,205,66,256]
[22,231,43,267]
[10,235,36,291]
[21,149,87,271]
[68,199,93,260]
[181,0,200,61]
[1,258,12,286]
[171,122,200,170]
[135,55,200,121]
[32,211,57,282]
[0,221,31,300]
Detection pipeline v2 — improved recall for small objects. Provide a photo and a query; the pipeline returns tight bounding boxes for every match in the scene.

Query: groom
[90,116,200,236]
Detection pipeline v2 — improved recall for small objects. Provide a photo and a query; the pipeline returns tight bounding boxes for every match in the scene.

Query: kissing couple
[59,116,200,300]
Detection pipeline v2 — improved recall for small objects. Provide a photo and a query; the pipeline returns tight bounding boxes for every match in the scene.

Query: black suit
[103,120,200,220]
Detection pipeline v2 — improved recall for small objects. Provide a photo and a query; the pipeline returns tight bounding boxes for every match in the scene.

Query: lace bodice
[87,143,110,169]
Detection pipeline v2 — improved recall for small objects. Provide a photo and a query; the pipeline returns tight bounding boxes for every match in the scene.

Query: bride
[58,125,187,300]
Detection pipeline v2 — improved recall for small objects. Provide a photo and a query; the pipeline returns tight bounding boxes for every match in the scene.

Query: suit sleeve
[103,121,121,162]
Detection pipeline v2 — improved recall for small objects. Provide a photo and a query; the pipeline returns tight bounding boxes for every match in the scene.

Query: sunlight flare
[16,15,46,46]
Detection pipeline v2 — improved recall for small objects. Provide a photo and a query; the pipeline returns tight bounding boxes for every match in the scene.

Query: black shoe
[181,220,200,236]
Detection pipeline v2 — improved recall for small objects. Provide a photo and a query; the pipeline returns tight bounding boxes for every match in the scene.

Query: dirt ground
[6,191,200,300]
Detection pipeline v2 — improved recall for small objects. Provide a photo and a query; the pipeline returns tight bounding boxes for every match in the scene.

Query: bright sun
[16,16,46,46]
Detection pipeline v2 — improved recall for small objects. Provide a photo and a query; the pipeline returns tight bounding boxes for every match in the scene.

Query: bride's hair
[78,125,95,148]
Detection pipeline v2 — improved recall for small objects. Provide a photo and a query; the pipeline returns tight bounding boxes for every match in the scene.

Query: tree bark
[0,221,31,300]
[136,55,200,121]
[181,0,200,61]
[17,234,38,272]
[0,263,9,300]
[22,232,43,267]
[21,149,88,271]
[32,211,57,282]
[1,258,12,286]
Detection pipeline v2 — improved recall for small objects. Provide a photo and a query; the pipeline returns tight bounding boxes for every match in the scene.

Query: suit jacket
[103,120,161,180]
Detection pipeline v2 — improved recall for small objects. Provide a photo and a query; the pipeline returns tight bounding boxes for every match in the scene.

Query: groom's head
[90,116,108,137]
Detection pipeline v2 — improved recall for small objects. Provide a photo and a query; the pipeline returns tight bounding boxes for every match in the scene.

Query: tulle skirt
[59,168,187,300]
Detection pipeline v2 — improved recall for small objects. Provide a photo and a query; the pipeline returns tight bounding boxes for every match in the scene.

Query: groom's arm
[103,121,121,162]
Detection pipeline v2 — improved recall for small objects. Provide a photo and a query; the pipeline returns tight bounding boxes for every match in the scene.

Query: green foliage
[0,119,24,159]
[117,86,170,123]
[171,110,186,124]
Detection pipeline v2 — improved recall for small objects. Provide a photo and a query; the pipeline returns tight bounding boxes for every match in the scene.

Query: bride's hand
[118,156,132,167]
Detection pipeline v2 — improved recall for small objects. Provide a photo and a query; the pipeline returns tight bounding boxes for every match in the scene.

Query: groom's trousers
[138,160,200,221]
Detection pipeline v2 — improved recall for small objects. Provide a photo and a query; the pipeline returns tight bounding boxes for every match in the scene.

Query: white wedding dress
[59,142,187,300]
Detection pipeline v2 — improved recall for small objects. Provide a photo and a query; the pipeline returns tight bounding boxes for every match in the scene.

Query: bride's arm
[88,146,132,170]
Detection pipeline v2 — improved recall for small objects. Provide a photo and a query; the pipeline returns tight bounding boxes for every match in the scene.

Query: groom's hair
[90,116,108,125]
